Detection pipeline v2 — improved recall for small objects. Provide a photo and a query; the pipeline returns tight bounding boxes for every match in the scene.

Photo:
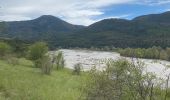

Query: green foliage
[54,51,65,70]
[73,63,82,75]
[0,38,29,58]
[166,48,170,60]
[83,59,169,100]
[40,56,52,75]
[7,57,19,66]
[119,47,170,61]
[160,50,168,60]
[28,42,48,63]
[27,42,51,74]
[1,12,170,49]
[0,42,11,57]
[0,59,86,100]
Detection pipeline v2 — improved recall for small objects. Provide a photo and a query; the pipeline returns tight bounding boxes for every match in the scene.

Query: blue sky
[1,0,170,25]
[94,2,170,20]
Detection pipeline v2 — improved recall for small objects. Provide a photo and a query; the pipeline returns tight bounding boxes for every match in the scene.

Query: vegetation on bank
[0,59,86,100]
[83,59,170,100]
[0,41,170,100]
[119,46,170,61]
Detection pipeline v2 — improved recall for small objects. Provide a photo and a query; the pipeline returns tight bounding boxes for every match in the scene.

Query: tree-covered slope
[1,11,170,48]
[1,15,85,41]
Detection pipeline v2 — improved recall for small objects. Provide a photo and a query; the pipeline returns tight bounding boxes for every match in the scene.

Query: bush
[34,56,52,75]
[54,51,65,70]
[28,42,48,62]
[0,42,11,57]
[72,63,82,75]
[119,46,170,61]
[41,56,52,75]
[160,50,168,60]
[7,57,19,66]
[83,59,165,100]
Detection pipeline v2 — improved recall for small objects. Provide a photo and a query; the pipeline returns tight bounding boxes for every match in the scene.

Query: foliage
[119,47,170,61]
[53,51,65,70]
[1,12,170,49]
[83,59,169,100]
[40,56,52,75]
[28,42,48,67]
[0,42,11,57]
[7,57,19,66]
[73,63,82,75]
[0,59,86,100]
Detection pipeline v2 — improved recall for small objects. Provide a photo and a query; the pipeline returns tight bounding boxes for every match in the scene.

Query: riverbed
[54,49,170,80]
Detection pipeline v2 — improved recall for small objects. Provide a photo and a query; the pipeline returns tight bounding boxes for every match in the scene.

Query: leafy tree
[28,42,48,61]
[72,63,82,75]
[40,56,52,75]
[166,48,170,60]
[0,42,11,57]
[54,51,65,70]
[83,59,165,100]
[160,50,168,60]
[28,42,48,67]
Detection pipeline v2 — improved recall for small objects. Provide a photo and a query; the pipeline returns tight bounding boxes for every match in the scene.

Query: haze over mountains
[1,11,170,48]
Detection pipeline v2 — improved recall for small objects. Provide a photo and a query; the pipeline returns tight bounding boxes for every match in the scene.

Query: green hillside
[0,58,86,100]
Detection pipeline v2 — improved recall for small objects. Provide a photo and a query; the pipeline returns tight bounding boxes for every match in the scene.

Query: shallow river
[54,49,170,80]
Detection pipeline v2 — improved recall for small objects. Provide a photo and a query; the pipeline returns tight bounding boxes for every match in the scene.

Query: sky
[0,0,170,26]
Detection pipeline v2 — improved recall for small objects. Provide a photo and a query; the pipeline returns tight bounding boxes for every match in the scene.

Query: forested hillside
[1,11,170,48]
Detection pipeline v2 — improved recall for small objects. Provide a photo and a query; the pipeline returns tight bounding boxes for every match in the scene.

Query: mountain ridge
[1,11,170,48]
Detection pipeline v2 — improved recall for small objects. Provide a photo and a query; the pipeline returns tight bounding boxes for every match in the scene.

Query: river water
[53,49,170,80]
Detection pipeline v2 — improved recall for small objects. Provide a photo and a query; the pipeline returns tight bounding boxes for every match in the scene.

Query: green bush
[54,51,65,70]
[83,59,166,100]
[34,56,52,75]
[72,63,82,75]
[119,46,170,61]
[28,42,48,62]
[41,56,52,75]
[7,57,19,66]
[0,42,11,57]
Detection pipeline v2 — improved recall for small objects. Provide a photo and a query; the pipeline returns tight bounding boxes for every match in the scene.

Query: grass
[0,58,87,100]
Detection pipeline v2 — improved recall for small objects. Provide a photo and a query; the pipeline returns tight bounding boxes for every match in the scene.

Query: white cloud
[0,15,31,21]
[0,0,169,25]
[135,0,170,5]
[0,0,135,25]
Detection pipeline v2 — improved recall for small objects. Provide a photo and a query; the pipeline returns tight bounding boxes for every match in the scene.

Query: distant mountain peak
[133,11,170,23]
[35,15,62,21]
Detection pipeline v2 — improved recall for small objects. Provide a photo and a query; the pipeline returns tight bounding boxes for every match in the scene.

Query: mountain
[1,11,170,48]
[64,11,170,48]
[133,11,170,25]
[0,15,85,41]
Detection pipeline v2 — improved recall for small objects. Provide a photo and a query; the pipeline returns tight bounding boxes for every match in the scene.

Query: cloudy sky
[1,0,170,25]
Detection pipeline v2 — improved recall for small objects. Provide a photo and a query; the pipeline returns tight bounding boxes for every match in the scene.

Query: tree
[54,51,65,70]
[0,22,6,33]
[0,42,11,57]
[72,63,82,75]
[28,42,48,67]
[160,50,168,60]
[83,59,163,100]
[166,48,170,60]
[40,56,52,75]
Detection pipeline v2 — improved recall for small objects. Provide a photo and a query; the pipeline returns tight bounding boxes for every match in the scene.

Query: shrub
[7,57,19,66]
[0,42,11,58]
[83,59,165,100]
[118,46,170,61]
[28,42,48,67]
[72,63,82,75]
[160,50,168,60]
[41,56,52,75]
[54,51,65,70]
[28,42,48,62]
[34,56,52,75]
